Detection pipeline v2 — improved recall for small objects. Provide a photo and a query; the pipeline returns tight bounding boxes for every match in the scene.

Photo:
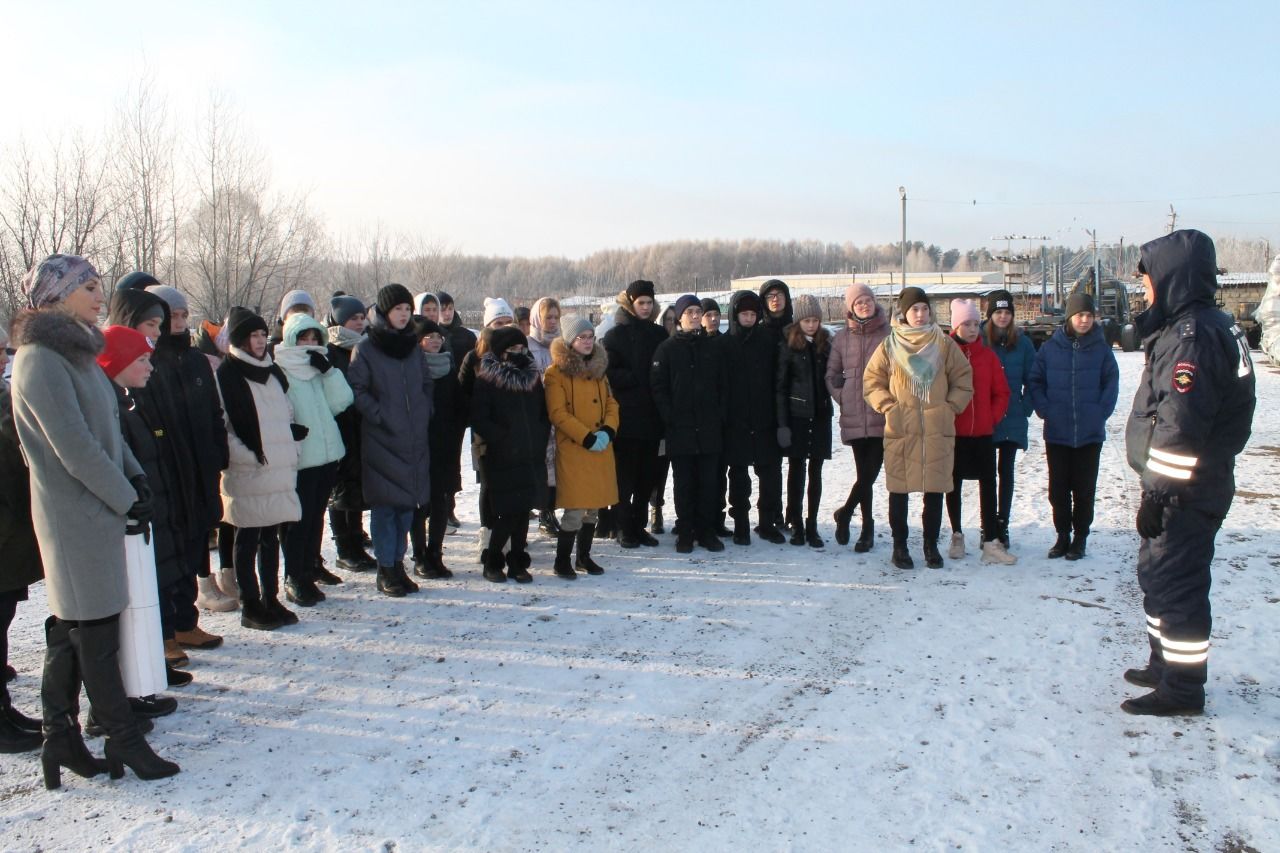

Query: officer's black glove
[291,423,310,442]
[127,475,153,524]
[308,350,332,373]
[1136,492,1165,540]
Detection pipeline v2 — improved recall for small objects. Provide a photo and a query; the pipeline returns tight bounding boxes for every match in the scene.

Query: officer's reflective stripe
[1146,614,1161,627]
[1161,636,1209,664]
[1163,649,1209,664]
[1146,613,1162,638]
[1147,458,1193,480]
[1149,447,1198,468]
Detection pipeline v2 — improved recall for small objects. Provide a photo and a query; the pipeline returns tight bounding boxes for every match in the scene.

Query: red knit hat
[97,325,154,379]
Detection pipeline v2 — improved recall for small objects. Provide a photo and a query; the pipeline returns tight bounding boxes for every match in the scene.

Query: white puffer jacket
[217,347,302,528]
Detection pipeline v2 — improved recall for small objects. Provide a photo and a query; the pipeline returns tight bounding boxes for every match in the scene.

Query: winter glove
[592,430,611,452]
[583,432,599,450]
[126,475,153,524]
[776,427,792,449]
[290,423,310,442]
[308,350,332,373]
[1136,492,1165,540]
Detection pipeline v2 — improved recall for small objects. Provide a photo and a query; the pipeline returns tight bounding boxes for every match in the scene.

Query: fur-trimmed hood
[18,310,104,366]
[477,351,542,393]
[550,336,609,379]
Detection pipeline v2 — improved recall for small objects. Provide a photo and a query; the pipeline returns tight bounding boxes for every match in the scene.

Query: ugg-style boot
[947,531,966,560]
[575,524,605,575]
[216,566,241,600]
[980,540,1018,565]
[195,576,237,612]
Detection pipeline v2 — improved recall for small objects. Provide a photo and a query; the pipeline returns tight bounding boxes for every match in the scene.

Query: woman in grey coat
[10,255,178,788]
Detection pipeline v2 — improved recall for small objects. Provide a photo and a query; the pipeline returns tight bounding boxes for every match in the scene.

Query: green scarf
[884,321,947,403]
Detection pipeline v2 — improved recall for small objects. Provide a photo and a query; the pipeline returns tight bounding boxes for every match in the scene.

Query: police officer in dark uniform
[1123,229,1256,716]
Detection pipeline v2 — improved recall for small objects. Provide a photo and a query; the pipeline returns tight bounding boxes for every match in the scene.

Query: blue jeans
[369,506,413,567]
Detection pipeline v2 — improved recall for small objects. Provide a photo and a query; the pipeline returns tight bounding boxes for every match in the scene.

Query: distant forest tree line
[2,79,1273,324]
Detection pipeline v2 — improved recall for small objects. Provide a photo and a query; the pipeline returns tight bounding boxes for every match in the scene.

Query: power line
[912,190,1280,207]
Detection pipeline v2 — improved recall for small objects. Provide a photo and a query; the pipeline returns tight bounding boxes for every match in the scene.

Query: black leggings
[840,438,884,521]
[888,492,943,544]
[946,436,998,541]
[284,462,338,581]
[410,491,451,560]
[217,521,236,569]
[233,525,281,602]
[786,457,824,524]
[996,441,1019,525]
[0,592,19,699]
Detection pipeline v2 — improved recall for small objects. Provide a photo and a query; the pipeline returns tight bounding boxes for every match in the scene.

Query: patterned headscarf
[23,254,100,309]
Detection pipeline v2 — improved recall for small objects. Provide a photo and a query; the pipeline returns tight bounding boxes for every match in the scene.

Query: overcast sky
[3,1,1277,258]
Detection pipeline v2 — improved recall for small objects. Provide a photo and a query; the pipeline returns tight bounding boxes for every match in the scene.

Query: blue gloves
[590,430,611,452]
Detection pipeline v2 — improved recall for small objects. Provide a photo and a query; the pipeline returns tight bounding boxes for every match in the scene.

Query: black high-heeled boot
[39,616,107,788]
[41,720,108,788]
[69,617,178,783]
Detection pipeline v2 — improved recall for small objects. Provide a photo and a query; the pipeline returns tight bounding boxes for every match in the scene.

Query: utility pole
[898,186,907,297]
[1086,229,1100,298]
[1167,205,1177,234]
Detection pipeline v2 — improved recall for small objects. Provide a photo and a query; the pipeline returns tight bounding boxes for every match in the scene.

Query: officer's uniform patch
[1173,361,1196,393]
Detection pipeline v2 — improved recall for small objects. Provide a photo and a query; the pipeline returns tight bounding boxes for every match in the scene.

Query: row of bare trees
[4,78,1273,326]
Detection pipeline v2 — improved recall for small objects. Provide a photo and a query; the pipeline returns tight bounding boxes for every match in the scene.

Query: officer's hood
[1138,229,1218,327]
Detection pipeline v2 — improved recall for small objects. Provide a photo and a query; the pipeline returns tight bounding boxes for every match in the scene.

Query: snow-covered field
[2,351,1278,852]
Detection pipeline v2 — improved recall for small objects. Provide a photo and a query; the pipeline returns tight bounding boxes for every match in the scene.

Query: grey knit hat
[560,315,595,343]
[792,294,822,322]
[145,284,189,314]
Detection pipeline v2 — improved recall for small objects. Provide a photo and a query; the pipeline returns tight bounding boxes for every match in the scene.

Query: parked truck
[1020,268,1138,351]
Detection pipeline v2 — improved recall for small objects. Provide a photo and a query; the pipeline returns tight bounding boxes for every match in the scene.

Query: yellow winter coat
[863,326,973,494]
[543,338,620,510]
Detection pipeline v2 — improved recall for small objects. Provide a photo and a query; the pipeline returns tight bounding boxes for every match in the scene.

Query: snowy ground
[2,351,1278,852]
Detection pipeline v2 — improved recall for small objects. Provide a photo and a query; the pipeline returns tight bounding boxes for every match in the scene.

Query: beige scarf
[884,321,948,403]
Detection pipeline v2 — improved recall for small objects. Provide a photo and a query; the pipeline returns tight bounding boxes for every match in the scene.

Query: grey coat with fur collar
[11,310,143,620]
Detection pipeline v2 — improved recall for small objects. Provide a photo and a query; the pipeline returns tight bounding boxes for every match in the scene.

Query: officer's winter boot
[923,539,944,569]
[1065,531,1088,561]
[1125,633,1165,688]
[575,524,605,575]
[891,539,914,570]
[1120,691,1204,717]
[553,530,577,579]
[1047,531,1071,559]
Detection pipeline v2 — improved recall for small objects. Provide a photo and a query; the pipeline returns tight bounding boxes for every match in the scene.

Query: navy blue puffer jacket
[1027,323,1119,447]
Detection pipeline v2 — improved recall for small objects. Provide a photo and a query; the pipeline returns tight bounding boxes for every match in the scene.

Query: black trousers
[651,454,670,508]
[217,521,236,569]
[670,452,720,536]
[489,510,531,556]
[329,508,366,556]
[1045,442,1101,536]
[786,457,824,524]
[996,441,1019,526]
[411,488,452,560]
[840,437,884,523]
[233,525,281,602]
[1136,504,1224,705]
[0,592,19,705]
[726,459,783,523]
[947,435,998,541]
[888,492,943,544]
[284,462,338,581]
[158,572,199,640]
[614,437,660,534]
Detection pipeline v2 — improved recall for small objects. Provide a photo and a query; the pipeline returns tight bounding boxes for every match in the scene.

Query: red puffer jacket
[952,334,1011,437]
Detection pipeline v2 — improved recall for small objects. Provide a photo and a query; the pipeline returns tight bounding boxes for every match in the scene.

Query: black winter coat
[425,351,462,496]
[0,381,42,595]
[602,298,668,441]
[651,329,727,456]
[327,334,366,510]
[148,330,228,533]
[116,385,187,589]
[776,326,833,460]
[470,354,550,516]
[720,291,781,467]
[445,314,478,371]
[1126,229,1256,514]
[348,320,434,509]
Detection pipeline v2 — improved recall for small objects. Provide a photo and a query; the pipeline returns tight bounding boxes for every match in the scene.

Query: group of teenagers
[0,254,1124,787]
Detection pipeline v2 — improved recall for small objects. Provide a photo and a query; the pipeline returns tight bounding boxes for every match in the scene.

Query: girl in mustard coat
[543,316,620,579]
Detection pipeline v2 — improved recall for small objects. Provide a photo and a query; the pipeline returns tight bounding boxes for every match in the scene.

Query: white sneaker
[216,566,240,601]
[947,531,966,560]
[981,540,1018,565]
[196,575,238,611]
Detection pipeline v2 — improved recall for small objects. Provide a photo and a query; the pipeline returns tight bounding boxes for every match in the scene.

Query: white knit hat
[483,297,515,327]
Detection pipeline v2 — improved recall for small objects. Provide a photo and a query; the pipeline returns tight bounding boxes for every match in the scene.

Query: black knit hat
[1064,292,1096,320]
[699,298,721,315]
[412,316,443,339]
[115,270,160,292]
[515,306,531,323]
[673,294,700,320]
[488,325,528,356]
[436,290,455,307]
[329,294,366,327]
[733,291,763,316]
[226,306,268,348]
[985,289,1014,318]
[897,286,930,316]
[376,283,414,317]
[626,279,656,301]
